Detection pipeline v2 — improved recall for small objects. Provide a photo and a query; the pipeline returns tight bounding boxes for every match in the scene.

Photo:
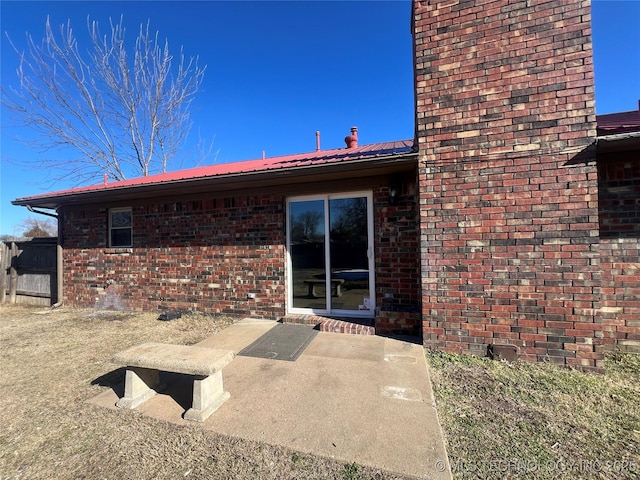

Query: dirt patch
[0,305,402,480]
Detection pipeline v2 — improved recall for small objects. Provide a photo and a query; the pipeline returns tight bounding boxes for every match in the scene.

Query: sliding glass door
[287,192,374,317]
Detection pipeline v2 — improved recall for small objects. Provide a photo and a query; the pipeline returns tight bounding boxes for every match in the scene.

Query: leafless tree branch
[2,16,207,183]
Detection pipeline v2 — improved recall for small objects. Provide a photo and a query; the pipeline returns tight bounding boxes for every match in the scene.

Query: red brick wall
[598,152,640,355]
[413,0,602,367]
[62,195,287,318]
[61,183,422,332]
[374,175,422,335]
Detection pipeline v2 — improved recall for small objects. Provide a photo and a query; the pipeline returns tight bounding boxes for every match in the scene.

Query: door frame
[286,191,375,318]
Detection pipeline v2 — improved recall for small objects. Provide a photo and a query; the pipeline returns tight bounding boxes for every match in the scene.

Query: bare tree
[291,211,324,243]
[2,16,207,183]
[19,217,58,238]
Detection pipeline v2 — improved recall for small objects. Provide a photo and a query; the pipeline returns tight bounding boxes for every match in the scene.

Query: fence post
[0,243,7,303]
[56,243,63,305]
[9,242,18,303]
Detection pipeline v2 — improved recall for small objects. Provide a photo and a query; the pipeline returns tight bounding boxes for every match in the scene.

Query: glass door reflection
[289,200,326,309]
[288,193,373,316]
[329,197,370,312]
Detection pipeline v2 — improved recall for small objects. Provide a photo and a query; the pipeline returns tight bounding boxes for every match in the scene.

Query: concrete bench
[304,278,345,298]
[111,342,234,422]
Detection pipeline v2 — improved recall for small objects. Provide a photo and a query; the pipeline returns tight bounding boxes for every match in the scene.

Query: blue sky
[1,0,639,235]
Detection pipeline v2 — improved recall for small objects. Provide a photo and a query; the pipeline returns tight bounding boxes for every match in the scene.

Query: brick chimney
[413,0,601,368]
[413,0,596,159]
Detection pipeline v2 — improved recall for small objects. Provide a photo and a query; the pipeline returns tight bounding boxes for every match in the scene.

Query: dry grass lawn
[0,305,399,480]
[3,303,638,480]
[427,350,640,480]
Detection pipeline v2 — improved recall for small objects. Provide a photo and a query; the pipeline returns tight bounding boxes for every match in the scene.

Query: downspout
[26,205,63,307]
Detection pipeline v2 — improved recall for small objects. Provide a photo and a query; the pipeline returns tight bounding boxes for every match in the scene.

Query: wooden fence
[1,238,58,306]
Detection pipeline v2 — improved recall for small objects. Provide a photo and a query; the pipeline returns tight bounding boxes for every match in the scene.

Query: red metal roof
[14,139,415,204]
[597,109,640,136]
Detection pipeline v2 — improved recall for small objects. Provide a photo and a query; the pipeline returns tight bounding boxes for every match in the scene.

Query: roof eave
[13,151,418,210]
[596,131,640,153]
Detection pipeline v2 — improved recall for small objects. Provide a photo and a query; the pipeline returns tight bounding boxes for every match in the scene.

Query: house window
[109,208,132,247]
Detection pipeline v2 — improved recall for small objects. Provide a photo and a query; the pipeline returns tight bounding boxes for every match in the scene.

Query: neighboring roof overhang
[12,140,417,210]
[596,131,640,154]
[596,109,640,153]
[596,109,640,136]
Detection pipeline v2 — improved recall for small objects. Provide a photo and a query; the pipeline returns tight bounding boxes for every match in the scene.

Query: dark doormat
[238,323,319,362]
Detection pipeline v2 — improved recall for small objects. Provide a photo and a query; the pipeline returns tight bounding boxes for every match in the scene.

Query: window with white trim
[109,208,132,247]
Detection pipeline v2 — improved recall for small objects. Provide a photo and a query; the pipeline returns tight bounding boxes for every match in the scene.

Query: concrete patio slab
[195,317,278,351]
[89,319,452,479]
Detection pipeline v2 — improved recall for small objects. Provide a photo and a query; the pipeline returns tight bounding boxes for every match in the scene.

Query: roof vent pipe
[104,173,108,186]
[344,126,358,148]
[316,131,321,151]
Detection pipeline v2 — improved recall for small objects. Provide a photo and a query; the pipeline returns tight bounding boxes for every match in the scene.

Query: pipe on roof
[345,126,358,148]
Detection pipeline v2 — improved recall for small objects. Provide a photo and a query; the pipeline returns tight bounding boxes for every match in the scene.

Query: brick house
[12,0,639,369]
[15,138,423,336]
